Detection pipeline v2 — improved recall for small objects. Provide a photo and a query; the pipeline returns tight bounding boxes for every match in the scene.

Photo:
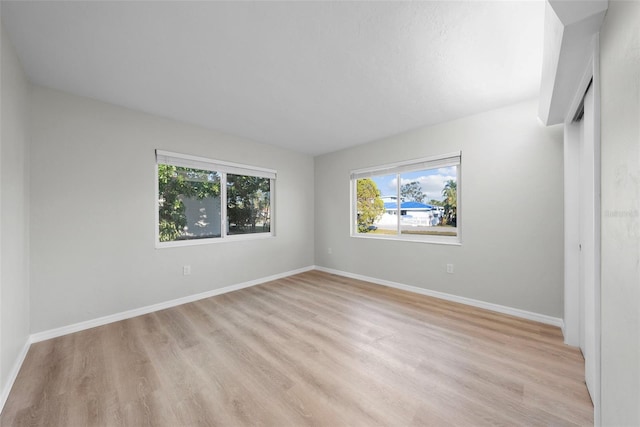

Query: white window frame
[155,150,276,248]
[350,151,461,245]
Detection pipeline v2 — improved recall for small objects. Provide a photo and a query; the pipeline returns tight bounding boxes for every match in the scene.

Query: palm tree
[442,180,457,226]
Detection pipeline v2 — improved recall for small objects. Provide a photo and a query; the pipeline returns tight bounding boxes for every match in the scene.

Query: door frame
[563,35,601,424]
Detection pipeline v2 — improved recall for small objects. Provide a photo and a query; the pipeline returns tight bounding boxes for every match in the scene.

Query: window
[351,152,461,244]
[156,150,275,247]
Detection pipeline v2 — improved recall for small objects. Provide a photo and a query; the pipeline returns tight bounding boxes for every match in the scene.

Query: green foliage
[442,179,457,226]
[158,164,220,241]
[400,181,426,203]
[226,174,271,234]
[356,178,385,233]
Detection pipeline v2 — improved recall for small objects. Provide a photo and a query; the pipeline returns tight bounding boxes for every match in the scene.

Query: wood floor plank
[1,271,593,426]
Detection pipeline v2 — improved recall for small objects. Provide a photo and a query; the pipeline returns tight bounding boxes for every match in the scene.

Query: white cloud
[384,166,456,202]
[392,174,455,202]
[388,177,398,193]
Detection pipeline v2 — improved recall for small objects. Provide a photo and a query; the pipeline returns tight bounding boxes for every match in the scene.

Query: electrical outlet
[446,264,454,274]
[183,265,191,276]
[328,247,333,255]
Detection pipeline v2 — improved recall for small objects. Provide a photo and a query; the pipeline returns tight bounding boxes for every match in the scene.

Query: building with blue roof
[377,196,442,228]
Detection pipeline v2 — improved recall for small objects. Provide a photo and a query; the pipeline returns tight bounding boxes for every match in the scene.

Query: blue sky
[371,166,456,202]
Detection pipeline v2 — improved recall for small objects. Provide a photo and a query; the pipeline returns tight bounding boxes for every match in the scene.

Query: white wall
[315,99,565,318]
[0,22,30,401]
[29,86,314,333]
[599,1,640,424]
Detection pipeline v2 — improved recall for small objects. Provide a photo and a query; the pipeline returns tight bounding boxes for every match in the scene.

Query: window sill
[350,233,461,246]
[156,232,274,249]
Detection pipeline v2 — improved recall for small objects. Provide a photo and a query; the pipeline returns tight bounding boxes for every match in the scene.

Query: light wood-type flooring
[1,270,593,426]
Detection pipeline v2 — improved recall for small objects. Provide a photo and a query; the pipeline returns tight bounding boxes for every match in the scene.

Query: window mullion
[270,178,276,236]
[221,172,228,238]
[396,173,401,236]
[357,179,361,234]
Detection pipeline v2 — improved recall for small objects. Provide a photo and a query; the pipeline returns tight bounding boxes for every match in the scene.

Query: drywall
[315,99,565,317]
[599,1,640,424]
[538,0,608,126]
[29,86,314,333]
[0,22,30,401]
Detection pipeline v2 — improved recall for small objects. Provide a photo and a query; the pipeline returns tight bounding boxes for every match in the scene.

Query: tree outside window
[356,178,385,233]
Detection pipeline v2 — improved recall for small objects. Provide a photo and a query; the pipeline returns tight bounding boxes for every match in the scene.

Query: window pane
[226,174,271,235]
[356,174,395,235]
[158,164,221,242]
[350,153,460,243]
[399,166,457,237]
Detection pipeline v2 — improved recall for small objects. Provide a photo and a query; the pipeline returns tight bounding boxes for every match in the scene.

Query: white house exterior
[376,196,441,229]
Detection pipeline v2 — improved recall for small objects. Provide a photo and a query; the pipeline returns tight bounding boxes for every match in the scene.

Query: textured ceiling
[1,1,544,155]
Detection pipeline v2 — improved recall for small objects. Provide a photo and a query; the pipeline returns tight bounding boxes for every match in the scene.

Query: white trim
[221,171,228,237]
[314,266,564,328]
[3,266,313,414]
[154,161,160,245]
[456,156,463,243]
[563,121,581,346]
[592,34,602,427]
[0,340,30,414]
[30,266,314,343]
[350,151,461,179]
[2,264,564,415]
[351,233,462,246]
[156,149,277,179]
[349,178,357,235]
[156,229,275,249]
[567,57,595,123]
[562,35,601,424]
[27,265,563,342]
[538,0,608,125]
[269,177,276,237]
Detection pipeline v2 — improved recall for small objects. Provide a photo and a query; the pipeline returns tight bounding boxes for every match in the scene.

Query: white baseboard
[314,266,564,328]
[2,266,312,415]
[0,339,30,414]
[3,264,563,415]
[30,265,315,343]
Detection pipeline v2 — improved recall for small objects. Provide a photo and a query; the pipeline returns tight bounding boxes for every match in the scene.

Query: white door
[578,83,600,406]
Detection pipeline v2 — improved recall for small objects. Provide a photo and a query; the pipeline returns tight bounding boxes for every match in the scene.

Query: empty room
[1,1,638,426]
